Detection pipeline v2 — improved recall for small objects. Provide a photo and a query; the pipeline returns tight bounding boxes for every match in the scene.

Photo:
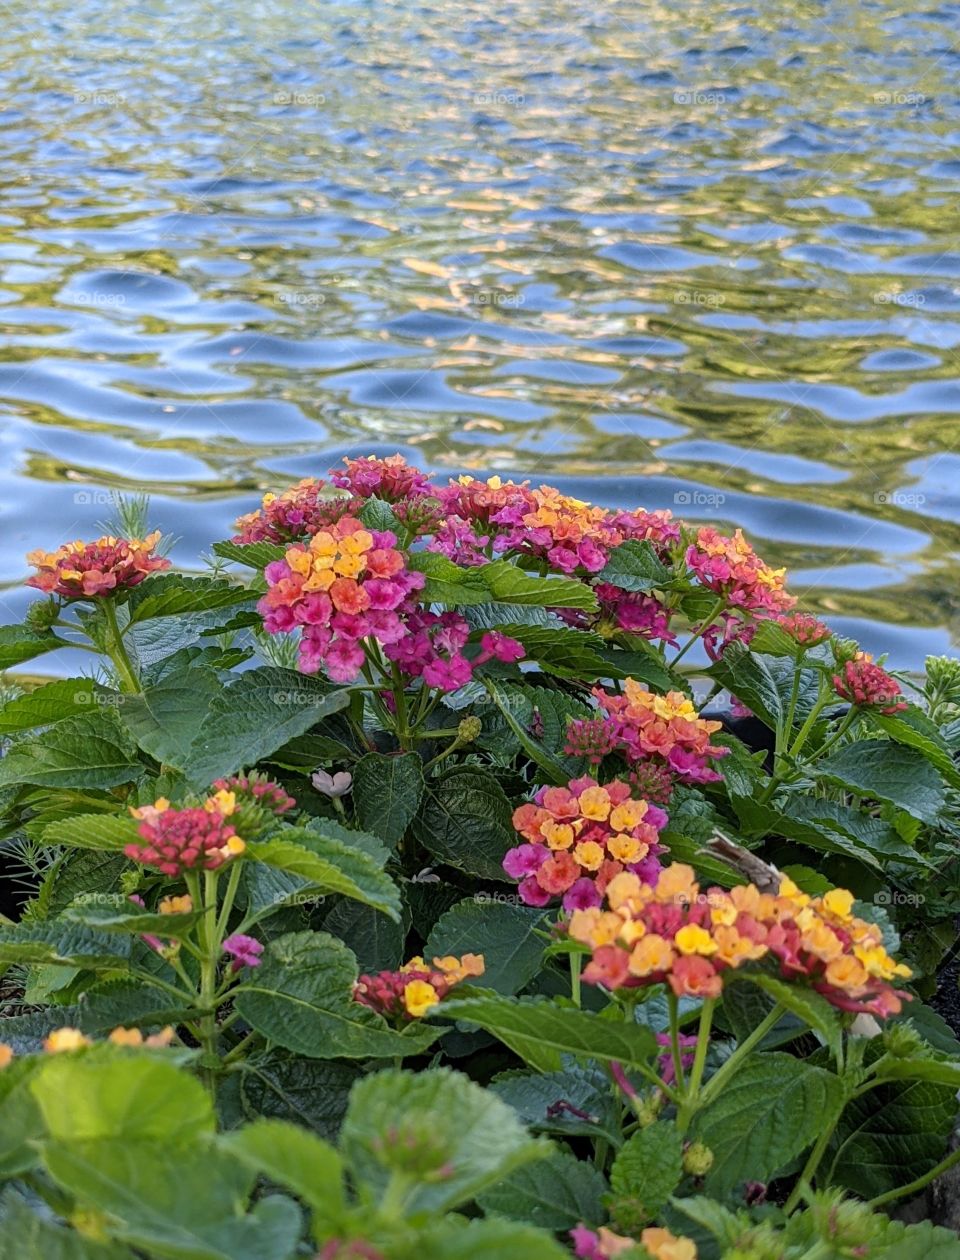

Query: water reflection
[1,0,960,666]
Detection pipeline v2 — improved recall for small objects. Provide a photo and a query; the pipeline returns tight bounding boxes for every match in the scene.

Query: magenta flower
[222,934,264,972]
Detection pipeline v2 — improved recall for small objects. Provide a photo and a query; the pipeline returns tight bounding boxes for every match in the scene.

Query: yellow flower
[340,529,374,555]
[578,786,611,820]
[44,1028,92,1054]
[145,1026,176,1048]
[822,888,855,922]
[573,840,605,871]
[108,1027,144,1046]
[403,980,440,1018]
[541,821,575,850]
[628,934,675,976]
[0,1044,13,1070]
[223,836,246,857]
[640,1226,698,1260]
[205,789,236,816]
[159,894,193,915]
[609,800,647,832]
[607,833,646,864]
[674,924,717,956]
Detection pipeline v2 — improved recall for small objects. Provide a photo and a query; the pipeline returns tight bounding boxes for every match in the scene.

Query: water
[2,0,960,668]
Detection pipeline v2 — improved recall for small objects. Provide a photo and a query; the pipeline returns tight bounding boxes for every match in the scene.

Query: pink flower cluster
[330,453,435,502]
[504,776,667,912]
[833,653,907,714]
[211,773,296,816]
[384,616,524,692]
[686,526,794,616]
[232,478,353,544]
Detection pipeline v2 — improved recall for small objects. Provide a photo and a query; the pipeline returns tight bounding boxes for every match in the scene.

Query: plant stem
[685,999,715,1102]
[102,598,140,693]
[215,860,243,940]
[570,951,582,1008]
[784,1120,841,1213]
[867,1143,960,1209]
[672,596,727,665]
[695,1002,785,1112]
[667,992,686,1093]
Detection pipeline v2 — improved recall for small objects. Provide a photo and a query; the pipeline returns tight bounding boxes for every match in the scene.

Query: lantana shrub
[0,454,959,1258]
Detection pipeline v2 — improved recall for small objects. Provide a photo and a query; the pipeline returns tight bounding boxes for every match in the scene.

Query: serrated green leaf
[0,921,131,968]
[116,668,220,767]
[212,539,287,569]
[0,678,98,733]
[476,1149,608,1230]
[816,740,946,825]
[352,751,423,847]
[475,560,598,611]
[595,539,671,593]
[126,575,252,624]
[0,624,63,671]
[610,1120,683,1215]
[425,899,547,995]
[246,832,400,920]
[0,712,140,790]
[233,930,440,1059]
[413,765,516,879]
[42,814,139,852]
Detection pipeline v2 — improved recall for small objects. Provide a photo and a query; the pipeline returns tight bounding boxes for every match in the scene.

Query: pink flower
[476,631,525,664]
[222,934,264,972]
[422,653,472,692]
[311,769,353,797]
[563,878,602,912]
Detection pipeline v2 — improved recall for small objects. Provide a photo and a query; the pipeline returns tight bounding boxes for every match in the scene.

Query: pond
[2,0,959,668]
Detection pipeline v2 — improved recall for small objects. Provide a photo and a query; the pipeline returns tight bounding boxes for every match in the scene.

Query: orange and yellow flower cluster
[354,954,485,1021]
[503,776,667,911]
[125,793,245,877]
[572,1223,696,1259]
[686,526,794,616]
[41,1026,176,1053]
[26,532,170,598]
[568,864,911,1018]
[570,680,728,786]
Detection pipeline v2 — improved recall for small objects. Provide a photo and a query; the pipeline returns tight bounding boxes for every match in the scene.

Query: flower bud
[882,1021,927,1059]
[682,1139,714,1176]
[457,716,482,743]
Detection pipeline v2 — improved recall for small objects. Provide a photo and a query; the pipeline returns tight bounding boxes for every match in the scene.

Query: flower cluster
[572,1224,696,1260]
[42,1026,175,1053]
[211,773,296,816]
[330,453,435,503]
[504,776,667,912]
[26,532,170,598]
[354,954,485,1021]
[832,653,906,714]
[258,517,425,682]
[125,796,245,877]
[778,611,832,647]
[568,680,728,785]
[232,478,353,544]
[686,526,794,616]
[568,864,911,1018]
[385,616,524,692]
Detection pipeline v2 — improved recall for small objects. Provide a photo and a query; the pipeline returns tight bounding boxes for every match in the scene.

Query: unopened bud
[682,1140,714,1176]
[457,716,482,743]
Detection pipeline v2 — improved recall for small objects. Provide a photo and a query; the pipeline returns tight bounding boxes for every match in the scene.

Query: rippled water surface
[3,0,960,666]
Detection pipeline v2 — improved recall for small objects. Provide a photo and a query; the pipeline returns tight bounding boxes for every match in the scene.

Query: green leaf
[42,814,139,852]
[0,921,131,968]
[116,668,220,767]
[872,1057,960,1088]
[0,624,62,671]
[440,993,658,1074]
[404,1218,569,1260]
[0,678,99,733]
[595,539,671,593]
[476,1149,608,1231]
[322,898,406,972]
[475,560,598,611]
[825,1065,957,1198]
[186,668,350,787]
[62,897,207,941]
[234,1051,360,1140]
[734,973,843,1063]
[490,1063,622,1143]
[610,1120,684,1215]
[246,831,401,920]
[0,1060,45,1177]
[0,712,140,790]
[340,1067,550,1215]
[31,1053,214,1143]
[233,930,440,1059]
[223,1118,343,1219]
[425,899,547,995]
[706,641,783,730]
[126,575,252,624]
[481,680,572,786]
[693,1052,845,1195]
[489,624,614,681]
[0,1193,135,1259]
[816,740,946,825]
[413,766,516,880]
[352,751,424,847]
[872,707,960,788]
[43,1140,302,1260]
[212,539,287,569]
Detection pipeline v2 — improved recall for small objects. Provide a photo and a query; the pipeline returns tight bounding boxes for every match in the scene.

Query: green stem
[685,1000,716,1102]
[787,684,831,761]
[867,1142,960,1209]
[102,598,140,693]
[221,1030,261,1066]
[570,951,582,1008]
[667,992,686,1094]
[696,1002,786,1112]
[784,1120,841,1214]
[672,596,727,665]
[197,869,222,1086]
[215,860,243,940]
